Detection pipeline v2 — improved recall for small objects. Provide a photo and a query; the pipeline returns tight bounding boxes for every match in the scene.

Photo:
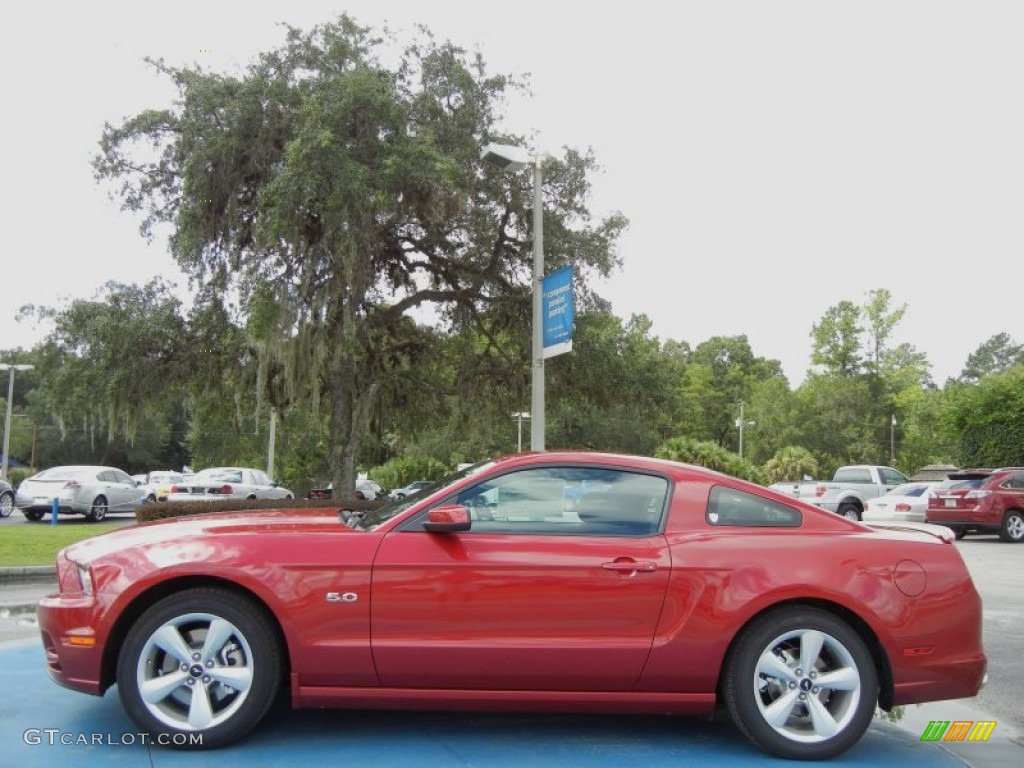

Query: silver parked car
[164,467,293,502]
[15,465,146,522]
[0,478,14,517]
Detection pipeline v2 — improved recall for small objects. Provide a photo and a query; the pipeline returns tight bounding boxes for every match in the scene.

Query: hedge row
[137,497,387,523]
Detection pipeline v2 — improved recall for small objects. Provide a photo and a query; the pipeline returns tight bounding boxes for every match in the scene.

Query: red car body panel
[36,452,986,720]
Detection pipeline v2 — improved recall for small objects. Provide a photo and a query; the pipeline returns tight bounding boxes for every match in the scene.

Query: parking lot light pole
[511,411,531,452]
[1,363,34,481]
[734,401,755,460]
[481,142,548,451]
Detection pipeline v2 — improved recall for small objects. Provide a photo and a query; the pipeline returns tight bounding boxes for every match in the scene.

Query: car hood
[65,508,350,564]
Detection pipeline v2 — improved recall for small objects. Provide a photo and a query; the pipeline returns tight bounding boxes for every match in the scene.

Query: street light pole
[1,363,34,481]
[531,156,545,452]
[511,411,531,452]
[890,414,897,466]
[481,142,548,451]
[734,401,755,460]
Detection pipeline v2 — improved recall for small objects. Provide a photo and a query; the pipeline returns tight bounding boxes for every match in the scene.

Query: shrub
[367,455,450,491]
[654,436,767,485]
[137,496,385,523]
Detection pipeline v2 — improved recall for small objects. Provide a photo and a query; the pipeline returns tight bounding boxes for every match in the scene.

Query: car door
[109,469,138,510]
[371,465,672,691]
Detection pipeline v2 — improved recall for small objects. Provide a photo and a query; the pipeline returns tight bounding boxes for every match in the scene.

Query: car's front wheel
[86,496,108,522]
[117,588,281,749]
[999,510,1024,543]
[0,491,13,517]
[724,606,878,760]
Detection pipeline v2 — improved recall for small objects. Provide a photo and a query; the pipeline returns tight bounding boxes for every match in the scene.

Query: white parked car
[862,481,940,523]
[15,465,146,522]
[165,467,293,502]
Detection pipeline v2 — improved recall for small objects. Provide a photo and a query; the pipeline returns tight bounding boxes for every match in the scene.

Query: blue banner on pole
[542,266,574,359]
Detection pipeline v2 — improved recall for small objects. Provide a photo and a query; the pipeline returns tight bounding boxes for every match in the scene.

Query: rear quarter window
[707,486,802,528]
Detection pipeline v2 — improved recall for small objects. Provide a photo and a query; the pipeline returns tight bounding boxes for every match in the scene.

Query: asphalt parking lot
[0,537,1021,767]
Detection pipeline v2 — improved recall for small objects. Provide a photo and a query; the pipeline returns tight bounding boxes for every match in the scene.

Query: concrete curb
[0,565,56,582]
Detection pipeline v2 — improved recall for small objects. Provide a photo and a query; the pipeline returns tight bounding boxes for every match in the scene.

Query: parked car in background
[37,451,986,760]
[862,482,939,523]
[813,465,910,521]
[306,476,383,500]
[388,480,433,499]
[15,465,145,521]
[0,478,14,517]
[926,467,1024,542]
[165,467,293,502]
[138,471,188,503]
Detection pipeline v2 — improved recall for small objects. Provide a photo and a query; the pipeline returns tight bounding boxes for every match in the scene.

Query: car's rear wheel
[951,526,967,540]
[0,491,13,517]
[23,509,44,521]
[724,606,878,760]
[999,511,1024,543]
[838,503,861,521]
[117,588,281,749]
[87,496,108,522]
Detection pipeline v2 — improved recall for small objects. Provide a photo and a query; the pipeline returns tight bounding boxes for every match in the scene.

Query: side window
[252,471,270,486]
[1003,473,1024,490]
[706,485,802,528]
[413,466,669,536]
[112,470,132,484]
[880,468,908,486]
[98,471,115,482]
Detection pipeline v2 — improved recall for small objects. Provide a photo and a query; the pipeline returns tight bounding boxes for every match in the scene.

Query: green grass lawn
[0,523,126,567]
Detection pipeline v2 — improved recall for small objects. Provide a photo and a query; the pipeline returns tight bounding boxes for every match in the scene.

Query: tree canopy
[93,15,626,497]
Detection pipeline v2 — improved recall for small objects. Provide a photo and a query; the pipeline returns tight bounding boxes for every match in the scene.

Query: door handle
[602,560,657,573]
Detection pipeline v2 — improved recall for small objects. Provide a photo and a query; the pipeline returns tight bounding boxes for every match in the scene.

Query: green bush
[6,468,34,487]
[367,455,450,491]
[137,496,385,523]
[654,436,768,485]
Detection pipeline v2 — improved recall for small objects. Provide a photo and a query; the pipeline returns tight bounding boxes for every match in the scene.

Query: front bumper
[36,592,106,695]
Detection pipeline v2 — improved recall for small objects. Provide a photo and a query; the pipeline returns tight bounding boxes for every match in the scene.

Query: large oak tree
[94,16,625,497]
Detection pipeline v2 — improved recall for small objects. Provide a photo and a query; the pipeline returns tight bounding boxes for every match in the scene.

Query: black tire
[86,496,108,522]
[116,587,281,749]
[247,494,257,500]
[837,503,861,521]
[0,491,13,518]
[147,494,157,503]
[724,606,878,760]
[998,510,1024,543]
[23,509,44,521]
[951,526,967,540]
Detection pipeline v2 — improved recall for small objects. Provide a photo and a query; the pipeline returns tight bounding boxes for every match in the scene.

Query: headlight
[77,564,94,596]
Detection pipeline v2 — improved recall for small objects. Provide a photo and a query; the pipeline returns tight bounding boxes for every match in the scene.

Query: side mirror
[423,504,472,533]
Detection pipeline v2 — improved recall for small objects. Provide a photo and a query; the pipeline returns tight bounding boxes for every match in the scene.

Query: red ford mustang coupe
[37,452,986,760]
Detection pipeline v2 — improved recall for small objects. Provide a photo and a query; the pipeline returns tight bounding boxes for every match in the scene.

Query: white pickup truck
[804,465,910,521]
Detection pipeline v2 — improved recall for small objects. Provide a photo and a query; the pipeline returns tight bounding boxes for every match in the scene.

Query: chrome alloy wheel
[135,612,255,731]
[752,628,861,743]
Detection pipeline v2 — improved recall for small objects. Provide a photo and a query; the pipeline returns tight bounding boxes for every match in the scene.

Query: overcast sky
[3,1,1022,385]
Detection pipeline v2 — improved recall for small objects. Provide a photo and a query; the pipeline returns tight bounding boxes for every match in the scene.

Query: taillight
[965,490,991,499]
[170,484,185,493]
[815,484,827,497]
[63,480,81,489]
[895,503,912,512]
[219,484,233,494]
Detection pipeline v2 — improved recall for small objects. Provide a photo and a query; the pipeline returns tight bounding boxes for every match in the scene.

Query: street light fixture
[511,411,531,452]
[0,363,34,481]
[482,142,548,451]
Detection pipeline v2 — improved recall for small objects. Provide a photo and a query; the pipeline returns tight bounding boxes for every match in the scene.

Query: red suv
[926,468,1024,542]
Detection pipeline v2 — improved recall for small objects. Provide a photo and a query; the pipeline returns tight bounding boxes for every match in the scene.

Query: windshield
[349,459,496,530]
